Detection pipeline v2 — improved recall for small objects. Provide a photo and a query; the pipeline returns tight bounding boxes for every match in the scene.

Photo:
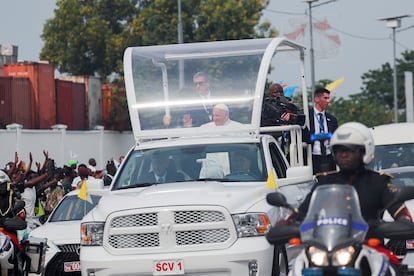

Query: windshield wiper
[197,178,240,182]
[116,183,155,190]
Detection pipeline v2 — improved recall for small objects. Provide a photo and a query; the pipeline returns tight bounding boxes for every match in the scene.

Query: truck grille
[45,251,80,276]
[176,229,230,245]
[58,243,79,252]
[104,206,236,254]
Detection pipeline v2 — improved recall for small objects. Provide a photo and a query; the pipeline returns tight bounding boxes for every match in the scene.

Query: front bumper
[81,236,273,276]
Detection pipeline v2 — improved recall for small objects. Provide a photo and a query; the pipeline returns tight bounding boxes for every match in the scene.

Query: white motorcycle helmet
[0,170,11,195]
[330,122,375,165]
[0,170,10,185]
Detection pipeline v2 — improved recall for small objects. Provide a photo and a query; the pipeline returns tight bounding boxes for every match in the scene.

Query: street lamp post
[379,15,410,123]
[303,0,337,95]
[303,0,318,94]
[177,0,184,90]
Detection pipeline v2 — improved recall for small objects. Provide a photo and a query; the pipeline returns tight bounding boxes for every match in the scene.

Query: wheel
[272,245,289,276]
[387,261,402,276]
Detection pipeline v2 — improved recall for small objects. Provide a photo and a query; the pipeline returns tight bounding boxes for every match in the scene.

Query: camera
[261,96,306,126]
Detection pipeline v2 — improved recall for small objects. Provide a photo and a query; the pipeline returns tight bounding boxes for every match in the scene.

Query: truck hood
[30,221,81,245]
[91,182,270,219]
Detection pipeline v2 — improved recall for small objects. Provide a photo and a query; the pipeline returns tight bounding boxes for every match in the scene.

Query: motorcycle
[0,199,46,276]
[266,184,414,276]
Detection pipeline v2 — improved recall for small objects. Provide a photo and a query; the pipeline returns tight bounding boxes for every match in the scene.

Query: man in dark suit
[163,72,214,128]
[181,72,214,127]
[309,87,338,174]
[139,151,185,184]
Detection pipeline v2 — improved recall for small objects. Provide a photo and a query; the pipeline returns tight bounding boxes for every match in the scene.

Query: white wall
[0,125,134,170]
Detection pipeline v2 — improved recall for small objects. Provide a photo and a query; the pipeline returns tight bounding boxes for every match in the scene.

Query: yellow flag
[325,77,344,91]
[36,199,45,216]
[266,169,277,190]
[78,179,87,200]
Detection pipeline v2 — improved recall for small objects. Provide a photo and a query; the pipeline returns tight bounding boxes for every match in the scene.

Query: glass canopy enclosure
[123,37,307,142]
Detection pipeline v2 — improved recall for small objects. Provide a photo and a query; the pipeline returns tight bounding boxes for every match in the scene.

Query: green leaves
[40,0,275,81]
[326,50,414,126]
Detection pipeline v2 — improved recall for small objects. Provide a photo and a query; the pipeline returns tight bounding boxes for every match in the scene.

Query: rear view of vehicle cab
[80,37,313,276]
[369,123,414,170]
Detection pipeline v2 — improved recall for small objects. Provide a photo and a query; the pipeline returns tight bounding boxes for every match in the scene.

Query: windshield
[48,194,102,222]
[300,185,368,251]
[113,143,266,190]
[368,143,414,170]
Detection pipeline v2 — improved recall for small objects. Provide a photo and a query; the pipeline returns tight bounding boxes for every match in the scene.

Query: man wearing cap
[71,164,95,189]
[68,159,78,170]
[200,103,242,127]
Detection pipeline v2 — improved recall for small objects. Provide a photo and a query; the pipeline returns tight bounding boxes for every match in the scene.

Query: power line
[264,8,413,49]
[265,8,303,16]
[311,17,387,41]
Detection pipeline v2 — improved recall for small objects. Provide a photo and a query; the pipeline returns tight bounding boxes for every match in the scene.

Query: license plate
[406,240,414,249]
[64,261,81,272]
[153,259,184,275]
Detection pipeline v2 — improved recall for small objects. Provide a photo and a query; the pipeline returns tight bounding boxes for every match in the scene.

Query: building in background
[0,44,128,131]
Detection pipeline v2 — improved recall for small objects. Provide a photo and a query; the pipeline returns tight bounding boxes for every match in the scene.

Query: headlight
[308,246,328,266]
[332,246,355,266]
[81,222,105,246]
[232,213,271,237]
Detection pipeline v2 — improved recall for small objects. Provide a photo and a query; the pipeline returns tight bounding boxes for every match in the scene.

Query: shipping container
[3,62,56,128]
[0,77,33,128]
[101,84,129,131]
[72,82,87,130]
[0,77,12,128]
[56,79,87,130]
[56,75,102,129]
[101,84,114,126]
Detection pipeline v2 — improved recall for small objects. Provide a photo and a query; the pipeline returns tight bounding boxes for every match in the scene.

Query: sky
[263,0,414,98]
[0,0,413,99]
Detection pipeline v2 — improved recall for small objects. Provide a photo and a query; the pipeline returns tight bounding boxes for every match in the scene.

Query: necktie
[318,113,326,155]
[318,113,324,133]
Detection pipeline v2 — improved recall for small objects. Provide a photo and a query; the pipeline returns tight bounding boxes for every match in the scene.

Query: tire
[387,261,402,276]
[272,245,289,276]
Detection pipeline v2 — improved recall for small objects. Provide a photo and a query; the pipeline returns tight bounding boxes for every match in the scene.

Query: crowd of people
[2,151,124,228]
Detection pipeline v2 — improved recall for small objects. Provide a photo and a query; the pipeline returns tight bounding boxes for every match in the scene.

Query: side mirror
[12,200,25,215]
[266,192,294,211]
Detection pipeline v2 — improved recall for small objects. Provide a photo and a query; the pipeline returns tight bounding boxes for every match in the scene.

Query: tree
[329,95,392,127]
[40,0,140,80]
[40,0,276,82]
[322,50,414,126]
[360,50,414,122]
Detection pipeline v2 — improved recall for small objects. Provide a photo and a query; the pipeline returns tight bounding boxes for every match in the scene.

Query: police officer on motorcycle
[0,170,18,220]
[0,170,28,275]
[297,122,412,224]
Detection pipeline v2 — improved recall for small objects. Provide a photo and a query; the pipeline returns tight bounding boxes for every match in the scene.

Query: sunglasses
[194,81,207,86]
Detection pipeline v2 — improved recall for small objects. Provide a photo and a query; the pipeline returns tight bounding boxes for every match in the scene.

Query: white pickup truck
[80,37,314,276]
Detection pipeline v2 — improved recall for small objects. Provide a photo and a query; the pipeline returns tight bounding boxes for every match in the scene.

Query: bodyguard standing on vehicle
[309,88,338,174]
[298,122,412,224]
